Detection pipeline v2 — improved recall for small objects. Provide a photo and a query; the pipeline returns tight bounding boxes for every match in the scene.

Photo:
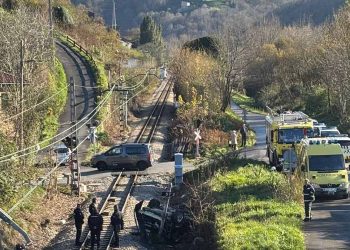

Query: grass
[210,162,305,250]
[232,91,267,115]
[40,58,68,146]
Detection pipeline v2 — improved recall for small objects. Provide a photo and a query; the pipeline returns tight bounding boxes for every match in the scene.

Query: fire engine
[265,107,313,171]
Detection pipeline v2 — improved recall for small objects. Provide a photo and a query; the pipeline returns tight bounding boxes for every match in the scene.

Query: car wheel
[96,162,107,171]
[343,193,349,199]
[137,161,148,170]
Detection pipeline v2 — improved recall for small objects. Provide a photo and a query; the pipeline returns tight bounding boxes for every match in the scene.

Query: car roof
[322,126,338,130]
[113,143,150,147]
[326,136,350,141]
[314,123,326,127]
[54,144,68,149]
[321,127,339,131]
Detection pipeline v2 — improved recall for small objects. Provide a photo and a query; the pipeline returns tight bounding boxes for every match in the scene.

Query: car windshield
[55,148,69,154]
[321,131,340,137]
[309,155,345,171]
[278,128,310,144]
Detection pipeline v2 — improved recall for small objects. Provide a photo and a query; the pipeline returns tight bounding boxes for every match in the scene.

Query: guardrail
[0,208,31,245]
[64,35,96,65]
[55,31,96,66]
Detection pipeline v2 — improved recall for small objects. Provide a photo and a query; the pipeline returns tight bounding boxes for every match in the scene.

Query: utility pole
[20,40,24,151]
[117,84,124,137]
[124,90,128,128]
[70,77,80,196]
[112,0,117,30]
[48,0,54,52]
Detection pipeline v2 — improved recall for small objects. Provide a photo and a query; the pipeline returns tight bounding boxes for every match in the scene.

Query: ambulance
[265,108,314,171]
[296,138,349,198]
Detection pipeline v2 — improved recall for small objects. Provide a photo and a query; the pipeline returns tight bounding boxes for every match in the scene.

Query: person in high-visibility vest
[303,179,315,222]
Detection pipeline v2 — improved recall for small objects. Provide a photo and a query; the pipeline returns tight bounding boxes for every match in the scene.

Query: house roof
[0,72,17,84]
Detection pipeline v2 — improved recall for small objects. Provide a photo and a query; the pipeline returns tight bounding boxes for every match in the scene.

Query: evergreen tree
[139,15,163,45]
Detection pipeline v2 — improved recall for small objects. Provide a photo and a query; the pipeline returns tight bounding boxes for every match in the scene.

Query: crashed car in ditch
[134,199,194,244]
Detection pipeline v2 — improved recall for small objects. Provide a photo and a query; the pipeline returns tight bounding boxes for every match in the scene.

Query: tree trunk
[220,92,231,112]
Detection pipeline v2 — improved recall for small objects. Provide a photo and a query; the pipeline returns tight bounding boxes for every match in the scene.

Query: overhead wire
[0,84,115,162]
[0,86,115,163]
[0,71,152,161]
[3,85,69,122]
[7,133,90,214]
[96,73,150,128]
[7,72,155,214]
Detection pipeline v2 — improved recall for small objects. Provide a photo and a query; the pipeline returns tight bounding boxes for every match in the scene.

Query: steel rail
[106,172,139,249]
[78,172,123,250]
[79,78,171,249]
[135,78,173,143]
[147,80,173,143]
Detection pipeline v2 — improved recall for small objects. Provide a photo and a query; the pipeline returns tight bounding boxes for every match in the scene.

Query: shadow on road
[304,197,350,249]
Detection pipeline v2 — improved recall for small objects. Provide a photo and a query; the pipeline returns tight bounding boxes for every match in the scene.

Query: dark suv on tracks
[91,143,153,170]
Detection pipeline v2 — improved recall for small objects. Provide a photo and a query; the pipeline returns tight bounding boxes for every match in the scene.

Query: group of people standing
[73,197,124,249]
[230,123,248,150]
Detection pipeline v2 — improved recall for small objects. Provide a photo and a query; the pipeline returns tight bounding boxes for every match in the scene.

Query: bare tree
[214,22,257,112]
[319,7,350,125]
[0,6,53,146]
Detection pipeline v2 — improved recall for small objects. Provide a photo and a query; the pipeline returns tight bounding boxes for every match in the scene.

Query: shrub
[40,58,67,144]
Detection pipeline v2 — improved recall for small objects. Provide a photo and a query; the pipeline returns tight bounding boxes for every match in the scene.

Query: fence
[64,35,95,65]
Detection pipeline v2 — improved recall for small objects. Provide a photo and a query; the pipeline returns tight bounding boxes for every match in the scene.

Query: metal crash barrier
[0,208,31,245]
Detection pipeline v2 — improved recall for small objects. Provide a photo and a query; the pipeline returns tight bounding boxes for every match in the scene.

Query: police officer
[111,205,124,247]
[303,179,315,222]
[73,203,84,246]
[88,208,103,249]
[89,197,97,214]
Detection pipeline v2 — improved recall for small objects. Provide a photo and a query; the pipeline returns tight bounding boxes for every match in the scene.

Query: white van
[53,145,71,165]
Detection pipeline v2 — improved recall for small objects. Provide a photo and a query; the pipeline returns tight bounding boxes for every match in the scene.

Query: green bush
[40,58,67,144]
[93,62,109,126]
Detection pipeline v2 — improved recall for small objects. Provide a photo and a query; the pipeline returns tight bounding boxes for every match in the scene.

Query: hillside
[71,0,291,39]
[71,0,346,40]
[273,0,346,25]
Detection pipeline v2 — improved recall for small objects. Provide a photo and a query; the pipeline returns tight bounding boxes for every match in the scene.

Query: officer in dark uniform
[240,123,248,147]
[88,208,103,249]
[303,179,315,222]
[111,205,124,247]
[89,197,97,214]
[73,203,84,246]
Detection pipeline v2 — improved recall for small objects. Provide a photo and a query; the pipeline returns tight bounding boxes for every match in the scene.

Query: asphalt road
[231,103,268,163]
[55,41,96,163]
[304,197,350,249]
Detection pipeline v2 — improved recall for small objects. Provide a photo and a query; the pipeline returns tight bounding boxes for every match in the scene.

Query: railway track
[78,172,138,250]
[78,78,172,249]
[134,78,173,143]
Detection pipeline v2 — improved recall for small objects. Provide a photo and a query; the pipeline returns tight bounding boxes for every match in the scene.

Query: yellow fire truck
[265,108,314,171]
[296,138,349,198]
